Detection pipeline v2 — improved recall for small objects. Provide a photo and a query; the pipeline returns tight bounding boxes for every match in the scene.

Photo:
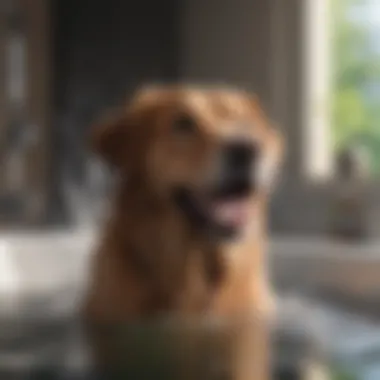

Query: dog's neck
[105,180,266,313]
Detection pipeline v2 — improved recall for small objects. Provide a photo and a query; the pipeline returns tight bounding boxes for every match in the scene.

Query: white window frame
[302,0,333,181]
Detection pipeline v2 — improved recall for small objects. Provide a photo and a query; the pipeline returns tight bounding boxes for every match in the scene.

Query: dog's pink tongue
[212,199,249,226]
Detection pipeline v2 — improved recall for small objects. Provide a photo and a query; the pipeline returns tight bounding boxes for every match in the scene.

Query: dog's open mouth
[173,180,253,238]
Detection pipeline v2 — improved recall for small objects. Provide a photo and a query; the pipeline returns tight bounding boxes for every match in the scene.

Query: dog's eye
[172,114,197,135]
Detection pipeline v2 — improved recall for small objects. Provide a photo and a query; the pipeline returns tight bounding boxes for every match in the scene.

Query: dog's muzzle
[212,139,259,198]
[173,139,260,240]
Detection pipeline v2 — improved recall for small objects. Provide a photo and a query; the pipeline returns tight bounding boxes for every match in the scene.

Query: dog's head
[92,85,283,240]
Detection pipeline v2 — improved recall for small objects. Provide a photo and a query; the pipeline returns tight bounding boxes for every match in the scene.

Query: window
[304,0,380,181]
[269,0,380,234]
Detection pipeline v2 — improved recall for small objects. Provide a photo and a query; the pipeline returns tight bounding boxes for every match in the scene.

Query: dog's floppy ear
[91,87,167,171]
[91,108,130,170]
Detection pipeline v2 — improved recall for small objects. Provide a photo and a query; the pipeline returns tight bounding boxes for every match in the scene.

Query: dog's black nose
[224,140,258,171]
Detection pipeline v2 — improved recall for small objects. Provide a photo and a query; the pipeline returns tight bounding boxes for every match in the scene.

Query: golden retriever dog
[83,85,283,379]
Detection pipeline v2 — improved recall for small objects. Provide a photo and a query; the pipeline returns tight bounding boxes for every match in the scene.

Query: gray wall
[180,0,274,113]
[50,0,181,224]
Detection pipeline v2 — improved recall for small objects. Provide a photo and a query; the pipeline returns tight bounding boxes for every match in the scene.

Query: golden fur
[83,85,283,379]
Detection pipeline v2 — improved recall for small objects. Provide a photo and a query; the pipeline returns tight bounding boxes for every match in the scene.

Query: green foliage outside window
[331,0,380,174]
